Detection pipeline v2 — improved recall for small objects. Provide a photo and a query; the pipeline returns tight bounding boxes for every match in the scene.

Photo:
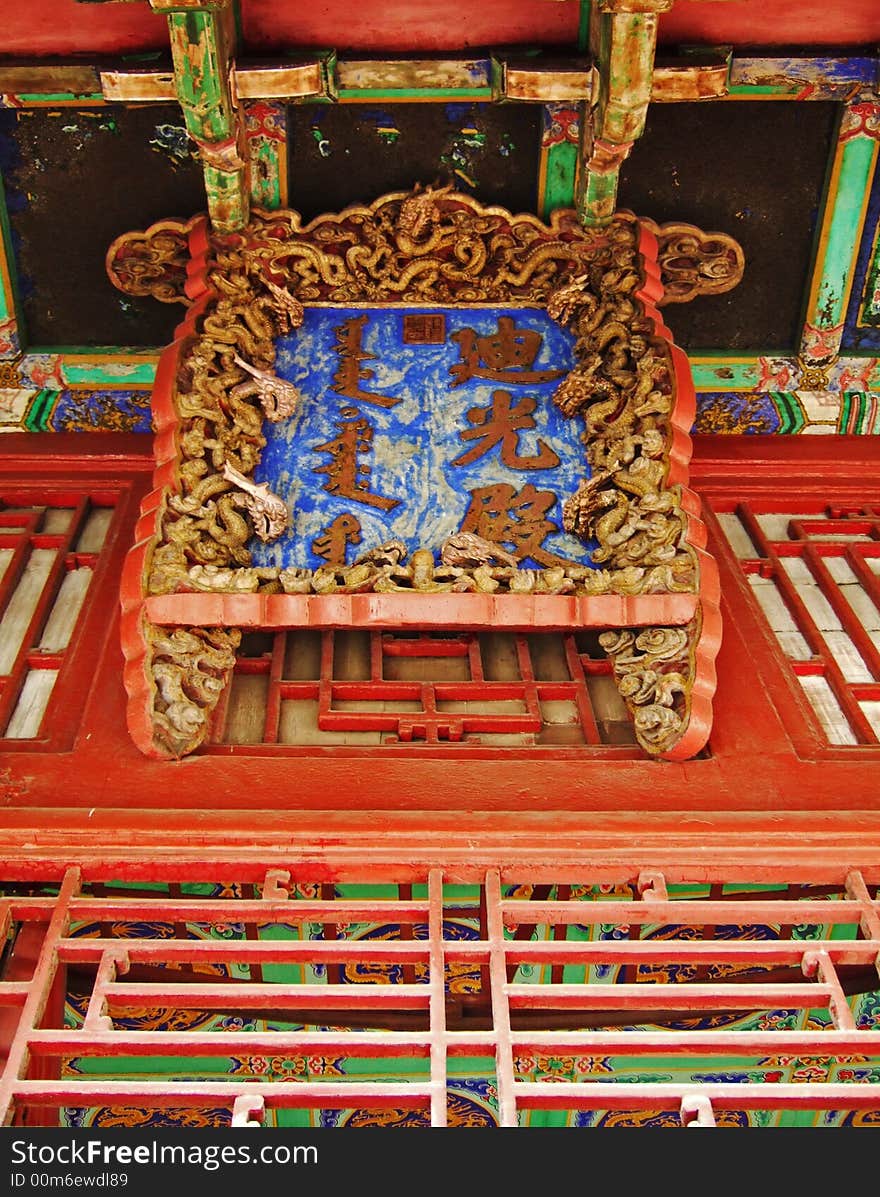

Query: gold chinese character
[459,483,570,568]
[451,389,560,470]
[450,316,565,387]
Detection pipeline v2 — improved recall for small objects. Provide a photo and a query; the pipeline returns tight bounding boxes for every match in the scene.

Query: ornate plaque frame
[110,189,736,761]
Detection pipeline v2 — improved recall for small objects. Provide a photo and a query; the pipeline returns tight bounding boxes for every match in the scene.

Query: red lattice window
[1,864,880,1128]
[715,502,880,751]
[207,629,645,754]
[0,488,122,750]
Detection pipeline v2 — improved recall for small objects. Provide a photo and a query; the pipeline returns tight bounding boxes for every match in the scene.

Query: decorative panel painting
[2,866,879,1129]
[108,188,737,762]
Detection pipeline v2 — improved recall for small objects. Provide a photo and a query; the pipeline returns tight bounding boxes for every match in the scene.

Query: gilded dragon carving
[105,217,200,305]
[113,188,735,759]
[108,199,742,309]
[147,625,240,759]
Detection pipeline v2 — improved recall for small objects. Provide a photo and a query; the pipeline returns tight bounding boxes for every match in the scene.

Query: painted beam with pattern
[10,376,880,437]
[0,171,21,361]
[801,99,880,369]
[728,55,879,101]
[150,0,249,232]
[5,50,876,110]
[690,355,880,394]
[577,0,672,228]
[692,390,880,437]
[14,352,158,391]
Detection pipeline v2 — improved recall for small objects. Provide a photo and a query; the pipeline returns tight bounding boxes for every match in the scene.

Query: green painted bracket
[577,2,667,227]
[801,103,880,365]
[164,0,249,231]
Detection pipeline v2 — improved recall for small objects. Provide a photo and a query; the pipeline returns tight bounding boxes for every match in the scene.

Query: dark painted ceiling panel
[0,104,206,348]
[287,102,541,225]
[618,100,839,352]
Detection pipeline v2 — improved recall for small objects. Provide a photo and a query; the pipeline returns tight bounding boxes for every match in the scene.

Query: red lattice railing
[0,490,122,750]
[2,865,880,1128]
[209,629,643,750]
[715,503,880,749]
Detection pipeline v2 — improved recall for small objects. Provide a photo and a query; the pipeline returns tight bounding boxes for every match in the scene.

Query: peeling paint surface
[288,103,539,225]
[844,157,880,352]
[250,307,592,570]
[51,388,151,433]
[0,104,205,348]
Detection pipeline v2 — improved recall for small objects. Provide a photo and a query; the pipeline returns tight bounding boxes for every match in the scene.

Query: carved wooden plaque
[110,188,738,761]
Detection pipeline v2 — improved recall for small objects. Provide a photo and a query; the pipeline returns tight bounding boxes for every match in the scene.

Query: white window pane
[5,669,58,738]
[860,702,880,737]
[777,631,811,659]
[756,514,813,541]
[0,549,56,674]
[824,557,857,584]
[839,584,880,632]
[822,631,872,683]
[717,512,758,559]
[75,508,114,553]
[749,576,800,633]
[798,676,856,745]
[39,567,93,651]
[41,508,75,534]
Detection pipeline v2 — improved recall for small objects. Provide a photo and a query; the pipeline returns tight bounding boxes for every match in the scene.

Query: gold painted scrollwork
[646,220,745,306]
[105,217,201,305]
[148,625,241,759]
[599,622,697,756]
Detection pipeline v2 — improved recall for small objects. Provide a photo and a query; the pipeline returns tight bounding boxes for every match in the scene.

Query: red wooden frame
[0,434,879,848]
[118,214,721,761]
[1,864,879,1127]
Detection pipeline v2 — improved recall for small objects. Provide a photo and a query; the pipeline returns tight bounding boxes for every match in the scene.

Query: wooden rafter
[149,0,249,232]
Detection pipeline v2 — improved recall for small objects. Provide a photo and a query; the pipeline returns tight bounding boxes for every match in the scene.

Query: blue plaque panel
[250,306,596,571]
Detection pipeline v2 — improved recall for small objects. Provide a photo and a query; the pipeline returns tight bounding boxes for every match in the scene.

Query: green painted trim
[690,360,761,390]
[16,350,160,389]
[838,390,858,432]
[62,361,158,388]
[857,218,880,327]
[0,171,22,330]
[12,93,104,104]
[230,0,243,46]
[727,84,799,98]
[25,389,57,432]
[337,88,492,100]
[837,391,880,434]
[808,135,877,332]
[249,140,282,209]
[577,0,591,55]
[600,11,657,145]
[168,10,233,143]
[579,168,619,226]
[525,1109,570,1128]
[770,391,806,433]
[202,161,249,229]
[541,140,578,217]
